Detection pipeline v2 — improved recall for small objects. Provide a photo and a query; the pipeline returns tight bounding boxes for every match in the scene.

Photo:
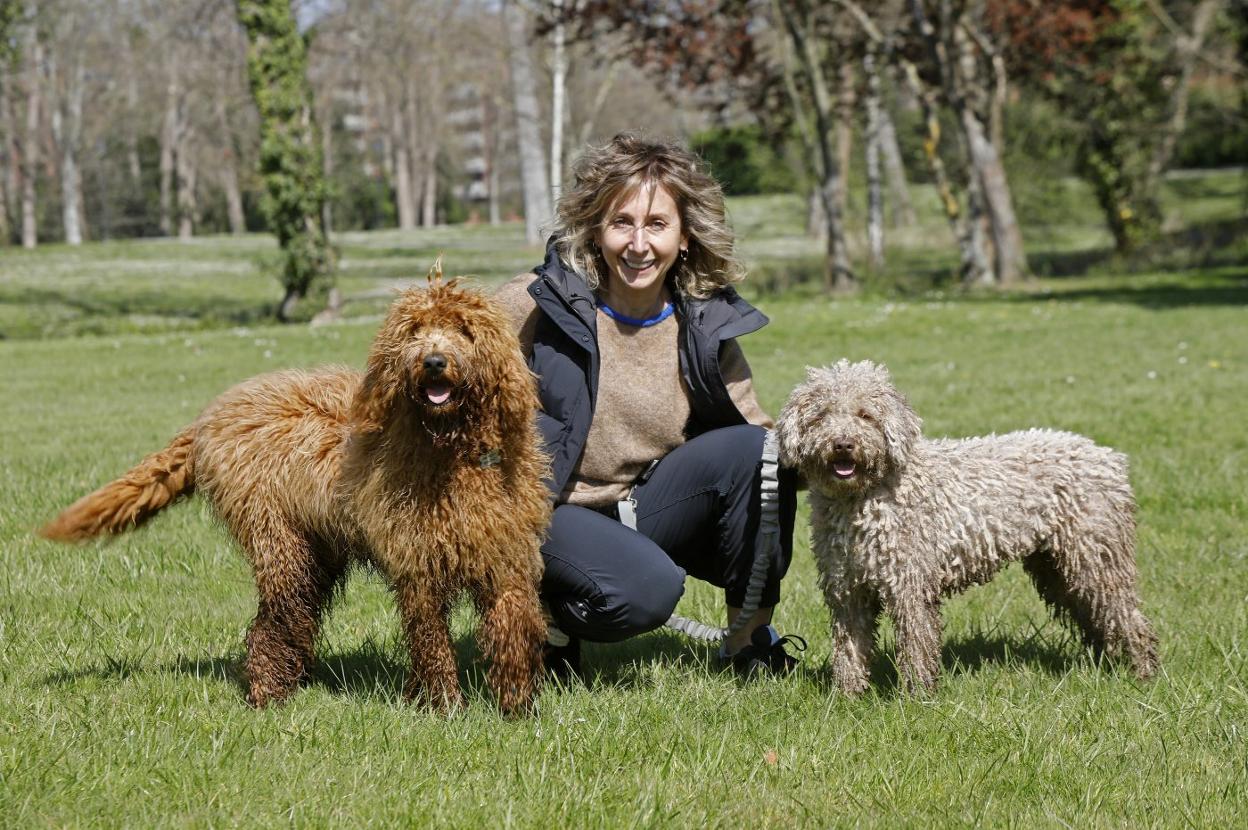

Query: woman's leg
[629,424,798,653]
[540,504,686,643]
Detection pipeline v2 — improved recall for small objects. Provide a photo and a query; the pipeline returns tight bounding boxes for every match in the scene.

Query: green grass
[1,176,1247,825]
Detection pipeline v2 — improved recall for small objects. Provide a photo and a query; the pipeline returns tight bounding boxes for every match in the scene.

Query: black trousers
[541,424,797,643]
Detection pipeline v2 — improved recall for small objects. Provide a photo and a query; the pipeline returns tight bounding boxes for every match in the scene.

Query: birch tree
[504,0,552,245]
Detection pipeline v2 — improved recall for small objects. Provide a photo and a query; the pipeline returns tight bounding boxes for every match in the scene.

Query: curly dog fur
[777,359,1158,695]
[41,274,551,715]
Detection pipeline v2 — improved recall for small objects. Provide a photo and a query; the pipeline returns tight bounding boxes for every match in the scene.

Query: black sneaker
[729,625,806,677]
[542,637,582,682]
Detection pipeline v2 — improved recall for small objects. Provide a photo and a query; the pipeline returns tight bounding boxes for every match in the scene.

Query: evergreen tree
[235,0,333,321]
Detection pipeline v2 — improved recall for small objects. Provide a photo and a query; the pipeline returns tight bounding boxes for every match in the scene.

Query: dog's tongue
[425,384,451,405]
[833,460,856,478]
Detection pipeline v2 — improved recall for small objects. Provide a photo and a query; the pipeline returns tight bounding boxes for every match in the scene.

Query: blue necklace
[598,299,675,328]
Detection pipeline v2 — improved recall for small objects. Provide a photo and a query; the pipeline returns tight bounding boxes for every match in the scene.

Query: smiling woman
[492,133,803,679]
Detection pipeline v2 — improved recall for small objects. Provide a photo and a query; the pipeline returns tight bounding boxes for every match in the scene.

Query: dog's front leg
[828,585,880,696]
[886,589,944,695]
[393,577,464,713]
[475,580,544,716]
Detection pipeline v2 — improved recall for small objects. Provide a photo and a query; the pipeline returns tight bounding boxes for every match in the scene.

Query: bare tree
[504,0,552,245]
[19,15,40,249]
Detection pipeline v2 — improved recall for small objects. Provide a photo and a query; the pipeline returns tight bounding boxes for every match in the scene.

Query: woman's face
[596,183,688,299]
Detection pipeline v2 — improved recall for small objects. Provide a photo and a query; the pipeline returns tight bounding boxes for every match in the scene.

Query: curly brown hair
[551,133,747,299]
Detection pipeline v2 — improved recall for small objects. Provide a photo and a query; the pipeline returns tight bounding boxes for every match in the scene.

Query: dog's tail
[39,427,196,542]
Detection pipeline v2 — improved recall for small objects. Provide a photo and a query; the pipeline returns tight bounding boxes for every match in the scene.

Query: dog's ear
[352,337,403,433]
[467,304,540,451]
[881,387,922,470]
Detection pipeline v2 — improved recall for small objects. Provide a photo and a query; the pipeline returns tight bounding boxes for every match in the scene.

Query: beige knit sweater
[494,273,772,507]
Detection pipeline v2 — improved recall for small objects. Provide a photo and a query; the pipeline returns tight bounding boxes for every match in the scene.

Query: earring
[680,248,689,261]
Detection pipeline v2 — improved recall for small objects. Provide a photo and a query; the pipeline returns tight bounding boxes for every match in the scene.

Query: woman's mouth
[622,257,655,272]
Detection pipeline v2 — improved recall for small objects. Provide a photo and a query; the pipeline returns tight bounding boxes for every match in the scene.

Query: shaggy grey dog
[776,359,1158,695]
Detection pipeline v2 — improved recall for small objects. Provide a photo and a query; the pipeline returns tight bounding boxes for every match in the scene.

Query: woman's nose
[629,227,647,249]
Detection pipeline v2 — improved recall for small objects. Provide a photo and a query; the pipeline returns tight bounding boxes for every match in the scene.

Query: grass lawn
[1,179,1246,825]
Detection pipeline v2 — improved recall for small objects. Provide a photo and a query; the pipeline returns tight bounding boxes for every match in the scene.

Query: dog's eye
[858,410,874,422]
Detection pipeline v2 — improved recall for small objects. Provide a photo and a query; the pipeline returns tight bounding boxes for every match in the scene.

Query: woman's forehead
[605,179,680,217]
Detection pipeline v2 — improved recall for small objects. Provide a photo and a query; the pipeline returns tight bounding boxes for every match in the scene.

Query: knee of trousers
[555,559,686,644]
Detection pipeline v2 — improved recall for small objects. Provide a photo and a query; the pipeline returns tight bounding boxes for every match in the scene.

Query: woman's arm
[720,340,773,428]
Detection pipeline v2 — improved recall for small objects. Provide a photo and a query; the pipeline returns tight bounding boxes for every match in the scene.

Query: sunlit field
[1,176,1245,825]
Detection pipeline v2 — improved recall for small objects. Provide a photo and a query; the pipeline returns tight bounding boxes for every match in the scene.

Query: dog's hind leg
[884,588,944,694]
[475,581,544,716]
[394,577,464,713]
[1025,537,1158,680]
[243,534,345,708]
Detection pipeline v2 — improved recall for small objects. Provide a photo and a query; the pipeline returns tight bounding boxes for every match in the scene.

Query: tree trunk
[899,59,981,281]
[550,0,566,197]
[863,46,885,270]
[878,104,915,228]
[54,61,86,246]
[216,99,246,235]
[1147,0,1224,189]
[503,0,552,245]
[125,49,142,184]
[421,143,437,227]
[910,0,1025,284]
[392,102,416,229]
[776,0,855,290]
[483,92,501,226]
[20,34,41,249]
[159,75,178,236]
[0,73,15,244]
[236,0,334,321]
[952,21,1025,284]
[176,120,197,241]
[834,57,855,223]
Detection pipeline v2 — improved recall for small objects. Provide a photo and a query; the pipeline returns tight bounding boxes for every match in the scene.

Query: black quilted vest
[526,242,769,496]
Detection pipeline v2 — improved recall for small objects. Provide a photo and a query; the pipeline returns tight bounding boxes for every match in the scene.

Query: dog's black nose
[423,353,447,375]
[834,439,855,453]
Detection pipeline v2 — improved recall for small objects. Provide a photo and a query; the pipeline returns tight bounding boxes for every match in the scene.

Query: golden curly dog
[41,269,551,715]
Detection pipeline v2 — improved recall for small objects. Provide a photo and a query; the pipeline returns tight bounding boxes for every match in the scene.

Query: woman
[494,133,800,677]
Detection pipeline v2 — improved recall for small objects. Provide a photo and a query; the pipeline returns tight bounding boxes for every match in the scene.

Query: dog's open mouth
[421,384,453,406]
[832,456,857,479]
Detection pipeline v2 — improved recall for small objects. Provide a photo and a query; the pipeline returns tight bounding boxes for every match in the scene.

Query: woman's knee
[551,555,686,643]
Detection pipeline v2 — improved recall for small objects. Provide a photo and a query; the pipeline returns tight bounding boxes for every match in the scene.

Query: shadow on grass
[804,624,1085,698]
[1028,217,1248,280]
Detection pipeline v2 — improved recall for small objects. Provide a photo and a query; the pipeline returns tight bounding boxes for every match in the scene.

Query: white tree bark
[216,98,245,235]
[550,0,566,197]
[421,142,438,227]
[503,0,551,245]
[176,108,196,240]
[52,60,86,246]
[863,47,884,270]
[392,100,417,230]
[777,0,855,290]
[159,74,177,236]
[20,33,41,249]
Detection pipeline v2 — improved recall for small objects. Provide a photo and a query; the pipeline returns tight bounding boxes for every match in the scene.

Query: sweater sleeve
[492,273,541,357]
[720,339,773,428]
